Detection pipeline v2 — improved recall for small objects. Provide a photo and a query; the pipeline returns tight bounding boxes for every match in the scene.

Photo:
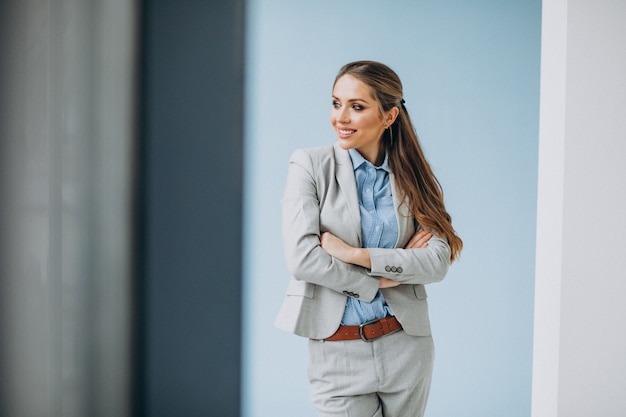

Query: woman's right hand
[405,228,433,249]
[379,277,401,288]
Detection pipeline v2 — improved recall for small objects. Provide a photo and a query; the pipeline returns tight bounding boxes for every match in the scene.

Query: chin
[336,139,353,150]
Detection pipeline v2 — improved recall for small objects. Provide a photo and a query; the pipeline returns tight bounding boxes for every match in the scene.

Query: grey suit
[275,143,451,340]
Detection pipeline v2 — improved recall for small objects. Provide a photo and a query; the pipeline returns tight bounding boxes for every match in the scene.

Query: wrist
[352,247,372,269]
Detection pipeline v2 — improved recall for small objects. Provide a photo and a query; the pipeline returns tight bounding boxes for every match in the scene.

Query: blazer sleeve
[281,149,380,302]
[367,234,451,284]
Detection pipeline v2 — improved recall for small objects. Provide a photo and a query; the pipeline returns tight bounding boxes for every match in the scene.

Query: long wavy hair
[334,61,463,262]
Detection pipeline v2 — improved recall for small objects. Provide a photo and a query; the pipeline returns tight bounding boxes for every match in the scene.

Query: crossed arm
[320,229,433,288]
[283,149,449,301]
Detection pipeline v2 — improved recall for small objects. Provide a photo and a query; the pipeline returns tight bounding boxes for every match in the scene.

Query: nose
[336,106,350,123]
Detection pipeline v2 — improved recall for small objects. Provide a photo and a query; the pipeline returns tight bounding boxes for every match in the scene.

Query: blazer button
[353,293,359,299]
[343,290,349,295]
[391,266,397,272]
[397,267,403,273]
[385,266,391,272]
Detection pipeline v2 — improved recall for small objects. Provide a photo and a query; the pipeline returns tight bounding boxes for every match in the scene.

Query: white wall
[243,1,541,416]
[532,1,626,416]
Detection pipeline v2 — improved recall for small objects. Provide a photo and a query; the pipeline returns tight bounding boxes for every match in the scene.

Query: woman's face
[330,74,389,164]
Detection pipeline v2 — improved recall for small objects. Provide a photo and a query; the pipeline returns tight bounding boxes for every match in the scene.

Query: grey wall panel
[0,1,137,416]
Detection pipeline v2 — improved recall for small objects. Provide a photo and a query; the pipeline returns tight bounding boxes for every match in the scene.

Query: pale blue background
[243,1,541,416]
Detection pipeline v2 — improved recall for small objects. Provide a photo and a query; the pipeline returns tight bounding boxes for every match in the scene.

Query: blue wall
[243,1,541,416]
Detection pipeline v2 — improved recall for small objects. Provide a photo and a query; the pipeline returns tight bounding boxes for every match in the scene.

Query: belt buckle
[358,318,380,342]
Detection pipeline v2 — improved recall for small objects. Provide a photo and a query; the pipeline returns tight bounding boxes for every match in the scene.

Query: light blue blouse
[340,149,399,325]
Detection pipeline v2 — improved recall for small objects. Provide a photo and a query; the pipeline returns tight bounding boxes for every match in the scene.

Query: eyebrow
[332,95,370,104]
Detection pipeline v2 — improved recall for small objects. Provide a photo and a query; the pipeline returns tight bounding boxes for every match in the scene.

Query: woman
[275,61,462,417]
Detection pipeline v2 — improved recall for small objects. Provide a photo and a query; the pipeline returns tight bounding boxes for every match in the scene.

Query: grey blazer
[275,143,451,340]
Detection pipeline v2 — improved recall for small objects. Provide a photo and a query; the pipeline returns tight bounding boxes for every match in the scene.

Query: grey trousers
[308,330,435,417]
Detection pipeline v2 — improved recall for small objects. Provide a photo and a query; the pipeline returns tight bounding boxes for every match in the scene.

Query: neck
[357,148,383,166]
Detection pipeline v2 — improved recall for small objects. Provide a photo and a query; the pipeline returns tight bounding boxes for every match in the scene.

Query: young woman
[276,61,462,417]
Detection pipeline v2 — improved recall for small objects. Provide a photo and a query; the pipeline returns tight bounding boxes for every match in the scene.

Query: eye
[352,104,364,111]
[332,100,341,108]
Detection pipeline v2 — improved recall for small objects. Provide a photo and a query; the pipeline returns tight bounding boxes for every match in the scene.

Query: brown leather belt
[325,316,402,342]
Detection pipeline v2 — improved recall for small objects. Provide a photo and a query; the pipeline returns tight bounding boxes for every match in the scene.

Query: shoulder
[289,143,341,169]
[291,142,349,162]
[290,144,334,161]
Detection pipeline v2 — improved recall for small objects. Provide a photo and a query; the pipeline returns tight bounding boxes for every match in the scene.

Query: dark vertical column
[136,1,245,416]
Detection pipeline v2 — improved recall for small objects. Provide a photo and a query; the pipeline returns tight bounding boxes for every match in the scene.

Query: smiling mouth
[338,129,356,135]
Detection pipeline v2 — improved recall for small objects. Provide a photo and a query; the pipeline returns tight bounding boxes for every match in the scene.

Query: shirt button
[375,226,380,231]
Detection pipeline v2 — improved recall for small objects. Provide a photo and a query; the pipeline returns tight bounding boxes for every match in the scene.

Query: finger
[379,277,400,288]
[409,234,431,249]
[405,229,428,248]
[415,232,433,248]
[407,230,431,248]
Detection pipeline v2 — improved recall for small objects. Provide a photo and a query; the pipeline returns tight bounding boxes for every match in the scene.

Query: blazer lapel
[333,143,362,246]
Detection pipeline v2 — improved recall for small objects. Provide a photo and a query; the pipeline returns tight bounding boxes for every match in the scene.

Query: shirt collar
[348,148,390,172]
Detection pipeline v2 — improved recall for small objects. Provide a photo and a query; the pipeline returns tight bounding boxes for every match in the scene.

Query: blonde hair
[334,61,463,262]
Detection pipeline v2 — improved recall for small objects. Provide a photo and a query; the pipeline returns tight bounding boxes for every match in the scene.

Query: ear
[384,106,400,127]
